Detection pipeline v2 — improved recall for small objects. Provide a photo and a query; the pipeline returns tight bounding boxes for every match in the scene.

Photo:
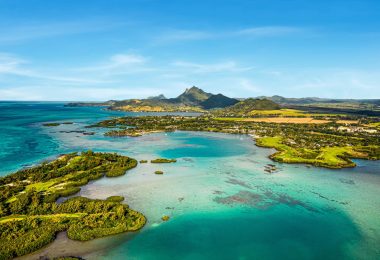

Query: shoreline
[3,130,380,259]
[85,115,379,170]
[100,127,377,169]
[0,152,147,259]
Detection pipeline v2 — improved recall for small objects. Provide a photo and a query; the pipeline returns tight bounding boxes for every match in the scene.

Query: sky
[0,0,379,101]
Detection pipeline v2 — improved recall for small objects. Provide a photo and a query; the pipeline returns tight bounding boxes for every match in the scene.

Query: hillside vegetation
[213,98,281,116]
[200,94,239,109]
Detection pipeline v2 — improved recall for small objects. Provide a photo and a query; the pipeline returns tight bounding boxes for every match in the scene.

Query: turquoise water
[121,208,360,259]
[1,102,380,260]
[0,102,124,175]
[0,102,199,175]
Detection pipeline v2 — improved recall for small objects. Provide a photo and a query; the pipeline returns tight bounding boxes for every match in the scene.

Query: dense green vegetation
[161,215,170,221]
[88,115,380,168]
[43,123,60,127]
[213,98,281,116]
[0,151,145,259]
[175,86,212,104]
[151,158,177,163]
[109,98,205,112]
[54,257,83,260]
[200,93,239,109]
[255,136,371,168]
[106,196,125,202]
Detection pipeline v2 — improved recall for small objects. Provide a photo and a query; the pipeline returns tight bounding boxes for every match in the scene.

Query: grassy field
[248,109,307,117]
[368,122,380,129]
[215,117,331,124]
[255,136,366,168]
[26,179,58,192]
[245,108,345,118]
[336,120,359,124]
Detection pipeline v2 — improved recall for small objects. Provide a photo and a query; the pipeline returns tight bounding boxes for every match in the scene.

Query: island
[87,110,380,169]
[0,151,146,259]
[151,158,177,163]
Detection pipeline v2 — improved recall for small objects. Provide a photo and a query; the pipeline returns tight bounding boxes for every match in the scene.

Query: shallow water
[2,102,379,260]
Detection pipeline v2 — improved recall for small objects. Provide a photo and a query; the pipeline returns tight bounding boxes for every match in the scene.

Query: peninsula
[0,151,146,259]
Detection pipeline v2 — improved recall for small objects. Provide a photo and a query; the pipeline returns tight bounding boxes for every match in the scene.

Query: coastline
[86,115,379,170]
[0,152,146,259]
[3,130,380,259]
[99,127,377,169]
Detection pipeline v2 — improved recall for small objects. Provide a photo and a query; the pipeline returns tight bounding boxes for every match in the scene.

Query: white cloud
[239,79,264,94]
[153,29,212,44]
[73,54,157,78]
[250,67,380,99]
[237,26,302,36]
[171,61,253,73]
[78,54,148,73]
[154,26,303,44]
[0,53,113,84]
[2,51,378,101]
[111,54,146,65]
[0,20,126,44]
[0,86,160,101]
[289,69,379,98]
[0,53,27,73]
[0,87,44,101]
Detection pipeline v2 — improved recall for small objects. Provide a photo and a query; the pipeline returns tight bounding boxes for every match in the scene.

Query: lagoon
[1,102,379,259]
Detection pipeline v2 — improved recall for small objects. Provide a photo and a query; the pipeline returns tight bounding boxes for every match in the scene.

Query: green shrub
[151,158,177,163]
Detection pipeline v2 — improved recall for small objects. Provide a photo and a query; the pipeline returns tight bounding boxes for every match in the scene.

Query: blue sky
[0,0,379,100]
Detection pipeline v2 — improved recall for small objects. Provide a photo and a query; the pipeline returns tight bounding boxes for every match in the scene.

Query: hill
[258,95,380,107]
[109,99,204,112]
[147,94,167,100]
[255,95,380,116]
[215,98,281,116]
[108,86,236,112]
[200,94,239,109]
[67,88,282,113]
[172,86,212,105]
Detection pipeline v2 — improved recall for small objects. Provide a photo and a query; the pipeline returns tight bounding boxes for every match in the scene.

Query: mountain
[67,87,282,113]
[172,86,212,105]
[200,94,239,109]
[109,99,204,112]
[108,87,235,111]
[216,98,281,115]
[65,100,116,107]
[256,95,331,105]
[257,95,380,106]
[147,94,167,100]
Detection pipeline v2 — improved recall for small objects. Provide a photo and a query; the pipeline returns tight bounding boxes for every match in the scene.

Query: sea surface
[1,102,379,260]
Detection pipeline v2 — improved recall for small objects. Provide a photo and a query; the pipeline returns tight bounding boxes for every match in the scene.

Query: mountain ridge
[66,87,380,113]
